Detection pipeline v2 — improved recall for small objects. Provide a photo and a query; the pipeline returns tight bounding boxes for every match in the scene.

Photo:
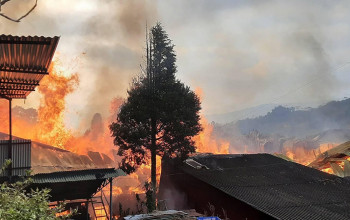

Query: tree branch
[157,123,165,133]
[0,0,37,22]
[156,135,164,141]
[0,0,11,7]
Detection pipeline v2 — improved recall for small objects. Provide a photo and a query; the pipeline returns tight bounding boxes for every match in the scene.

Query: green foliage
[144,182,156,213]
[118,202,130,218]
[135,193,145,214]
[0,160,74,219]
[110,22,202,173]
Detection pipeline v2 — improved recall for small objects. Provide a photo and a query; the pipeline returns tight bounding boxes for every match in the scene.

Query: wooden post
[86,199,89,220]
[110,178,113,220]
[8,98,12,176]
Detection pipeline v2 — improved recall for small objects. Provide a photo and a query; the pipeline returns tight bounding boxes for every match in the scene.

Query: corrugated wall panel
[0,140,9,176]
[0,139,31,176]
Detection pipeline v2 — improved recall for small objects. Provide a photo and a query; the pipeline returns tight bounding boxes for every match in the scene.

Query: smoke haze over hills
[1,0,350,128]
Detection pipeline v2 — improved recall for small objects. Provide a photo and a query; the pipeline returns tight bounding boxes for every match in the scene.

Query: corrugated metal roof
[0,35,59,99]
[33,168,126,184]
[27,168,126,201]
[181,154,350,220]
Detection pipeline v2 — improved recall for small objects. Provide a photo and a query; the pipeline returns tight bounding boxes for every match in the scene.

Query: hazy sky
[2,0,350,128]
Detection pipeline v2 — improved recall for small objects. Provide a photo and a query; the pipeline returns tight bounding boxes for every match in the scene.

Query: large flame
[0,59,79,149]
[193,88,231,154]
[0,58,118,157]
[194,116,230,154]
[35,60,79,148]
[284,143,339,166]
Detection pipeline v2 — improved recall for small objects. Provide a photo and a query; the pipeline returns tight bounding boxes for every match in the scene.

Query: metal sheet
[0,35,60,99]
[0,139,31,176]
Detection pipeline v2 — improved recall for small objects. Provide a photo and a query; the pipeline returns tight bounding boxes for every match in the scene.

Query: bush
[0,160,73,220]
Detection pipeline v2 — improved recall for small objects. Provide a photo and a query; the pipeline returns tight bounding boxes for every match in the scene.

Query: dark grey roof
[181,154,350,220]
[33,168,126,184]
[28,168,126,201]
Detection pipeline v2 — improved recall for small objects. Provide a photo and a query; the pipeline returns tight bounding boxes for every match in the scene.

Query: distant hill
[208,99,350,155]
[206,101,321,124]
[237,98,350,138]
[206,104,277,124]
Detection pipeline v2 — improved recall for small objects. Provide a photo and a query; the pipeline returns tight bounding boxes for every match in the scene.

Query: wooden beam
[0,68,48,75]
[0,94,11,100]
[0,93,27,99]
[0,87,35,92]
[0,40,51,45]
[0,81,39,86]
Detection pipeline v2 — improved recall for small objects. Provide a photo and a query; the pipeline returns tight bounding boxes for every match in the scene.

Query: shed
[159,154,350,220]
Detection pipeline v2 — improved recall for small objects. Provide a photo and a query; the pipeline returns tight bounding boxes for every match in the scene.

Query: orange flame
[35,60,79,148]
[284,143,339,166]
[194,116,230,154]
[0,59,79,149]
[63,97,125,156]
[193,88,231,154]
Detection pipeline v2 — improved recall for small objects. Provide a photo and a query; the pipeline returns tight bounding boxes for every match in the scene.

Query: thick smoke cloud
[1,0,350,126]
[158,0,350,114]
[74,1,158,124]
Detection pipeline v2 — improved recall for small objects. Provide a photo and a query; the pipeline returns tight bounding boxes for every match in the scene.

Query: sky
[1,0,350,128]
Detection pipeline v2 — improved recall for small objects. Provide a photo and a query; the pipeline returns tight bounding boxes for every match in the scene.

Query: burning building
[0,35,126,220]
[159,153,350,220]
[309,140,350,177]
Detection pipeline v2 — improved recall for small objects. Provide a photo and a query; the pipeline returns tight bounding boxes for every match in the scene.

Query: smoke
[158,1,348,114]
[117,1,157,42]
[75,0,158,124]
[2,1,348,119]
[0,0,159,130]
[288,30,335,100]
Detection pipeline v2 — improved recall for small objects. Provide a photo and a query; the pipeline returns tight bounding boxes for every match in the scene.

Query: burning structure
[0,35,59,176]
[309,141,350,177]
[159,154,350,220]
[0,35,126,220]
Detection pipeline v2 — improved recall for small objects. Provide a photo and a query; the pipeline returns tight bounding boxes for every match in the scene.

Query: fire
[193,88,231,154]
[284,147,315,165]
[94,206,108,220]
[0,55,163,205]
[194,116,230,154]
[284,143,339,166]
[63,97,124,156]
[35,60,79,148]
[0,58,79,149]
[55,210,70,217]
[0,57,121,157]
[322,167,334,175]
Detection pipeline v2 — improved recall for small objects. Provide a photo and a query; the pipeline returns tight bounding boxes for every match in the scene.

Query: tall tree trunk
[151,117,157,210]
[148,26,157,211]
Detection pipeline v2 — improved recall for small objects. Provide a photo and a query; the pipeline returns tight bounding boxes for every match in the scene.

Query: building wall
[0,139,31,176]
[159,161,275,220]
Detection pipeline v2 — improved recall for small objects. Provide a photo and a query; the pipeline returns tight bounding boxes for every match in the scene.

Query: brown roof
[0,35,59,99]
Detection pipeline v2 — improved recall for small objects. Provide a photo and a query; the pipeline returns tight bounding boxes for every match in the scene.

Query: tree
[110,23,202,210]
